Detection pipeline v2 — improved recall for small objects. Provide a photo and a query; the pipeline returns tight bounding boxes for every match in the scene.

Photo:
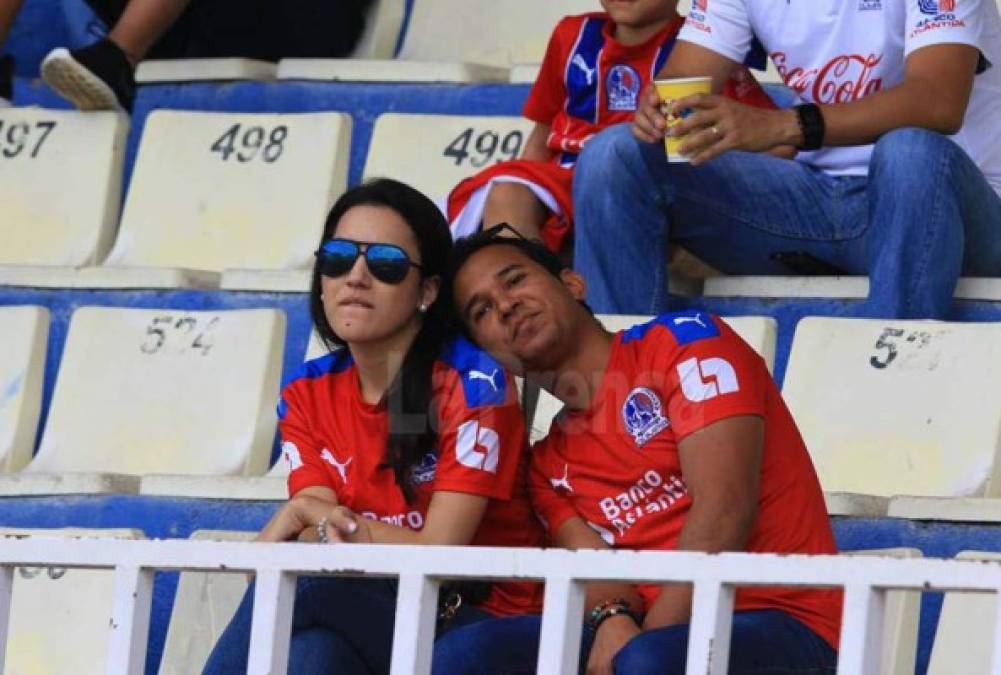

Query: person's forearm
[819,75,970,145]
[520,123,553,162]
[643,499,756,629]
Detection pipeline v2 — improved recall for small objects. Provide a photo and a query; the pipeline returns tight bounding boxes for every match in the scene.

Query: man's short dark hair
[449,223,568,285]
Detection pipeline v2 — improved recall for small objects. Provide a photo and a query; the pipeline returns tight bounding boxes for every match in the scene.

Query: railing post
[247,570,296,675]
[536,576,586,675]
[106,565,155,675]
[0,566,12,673]
[837,583,886,675]
[390,573,440,675]
[686,580,735,675]
[990,589,1001,674]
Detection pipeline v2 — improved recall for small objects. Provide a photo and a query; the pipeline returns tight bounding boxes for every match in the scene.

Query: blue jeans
[432,609,835,674]
[202,576,491,675]
[573,124,1001,319]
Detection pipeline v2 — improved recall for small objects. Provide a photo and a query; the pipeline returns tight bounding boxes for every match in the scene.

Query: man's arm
[669,43,980,164]
[642,415,763,629]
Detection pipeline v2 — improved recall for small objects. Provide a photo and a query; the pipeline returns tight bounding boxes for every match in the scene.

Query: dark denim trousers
[202,575,490,675]
[572,123,1001,319]
[431,609,836,675]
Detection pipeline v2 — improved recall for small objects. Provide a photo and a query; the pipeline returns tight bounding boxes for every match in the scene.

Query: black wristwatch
[793,103,826,151]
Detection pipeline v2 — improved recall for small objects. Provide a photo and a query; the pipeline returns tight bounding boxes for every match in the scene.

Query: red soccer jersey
[524,13,775,165]
[529,312,842,648]
[280,336,545,617]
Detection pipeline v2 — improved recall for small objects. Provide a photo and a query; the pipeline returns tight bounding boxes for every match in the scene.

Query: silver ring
[316,517,329,544]
[711,125,721,137]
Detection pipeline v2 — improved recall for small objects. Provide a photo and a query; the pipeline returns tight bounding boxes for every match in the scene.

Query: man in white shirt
[573,0,1001,319]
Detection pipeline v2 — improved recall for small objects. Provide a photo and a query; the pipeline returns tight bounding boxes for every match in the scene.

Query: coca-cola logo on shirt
[773,51,884,103]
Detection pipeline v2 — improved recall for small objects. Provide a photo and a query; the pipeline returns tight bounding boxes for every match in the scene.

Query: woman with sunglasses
[203,178,545,674]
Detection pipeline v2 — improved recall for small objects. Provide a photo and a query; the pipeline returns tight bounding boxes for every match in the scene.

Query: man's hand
[669,93,801,165]
[633,84,669,143]
[586,614,641,675]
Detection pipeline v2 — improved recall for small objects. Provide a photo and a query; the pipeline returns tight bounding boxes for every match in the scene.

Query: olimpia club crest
[410,451,437,484]
[621,387,670,447]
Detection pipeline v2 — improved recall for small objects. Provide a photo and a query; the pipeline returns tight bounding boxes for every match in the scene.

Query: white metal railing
[2,538,1001,675]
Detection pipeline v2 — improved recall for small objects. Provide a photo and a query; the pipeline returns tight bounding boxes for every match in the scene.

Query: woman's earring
[418,303,428,314]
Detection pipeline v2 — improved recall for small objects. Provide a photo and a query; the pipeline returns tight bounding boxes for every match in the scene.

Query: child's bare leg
[482,182,549,242]
[108,0,191,64]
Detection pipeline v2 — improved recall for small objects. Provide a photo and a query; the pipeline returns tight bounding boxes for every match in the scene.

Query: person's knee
[612,628,687,675]
[871,127,962,178]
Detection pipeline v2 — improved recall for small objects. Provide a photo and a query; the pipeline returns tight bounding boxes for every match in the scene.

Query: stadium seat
[529,314,778,443]
[139,332,331,499]
[841,547,922,675]
[158,530,255,675]
[98,110,350,290]
[0,307,286,496]
[704,276,1001,303]
[0,306,48,473]
[0,109,127,284]
[887,495,1001,523]
[136,58,277,84]
[277,0,596,83]
[363,113,534,200]
[782,318,1001,502]
[2,527,145,675]
[927,550,1001,675]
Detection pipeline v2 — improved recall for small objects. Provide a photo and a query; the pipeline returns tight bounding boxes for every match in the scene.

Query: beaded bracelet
[586,598,642,633]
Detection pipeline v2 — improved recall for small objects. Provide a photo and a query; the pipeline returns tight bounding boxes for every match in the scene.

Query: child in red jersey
[446,0,776,253]
[436,224,842,674]
[204,181,544,675]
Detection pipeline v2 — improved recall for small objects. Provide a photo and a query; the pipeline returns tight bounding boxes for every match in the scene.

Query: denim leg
[574,124,675,314]
[611,609,837,675]
[863,127,1001,318]
[573,124,870,315]
[432,615,594,675]
[202,576,398,675]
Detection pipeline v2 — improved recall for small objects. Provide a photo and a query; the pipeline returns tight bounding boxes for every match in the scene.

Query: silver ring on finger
[711,125,721,138]
[316,517,330,544]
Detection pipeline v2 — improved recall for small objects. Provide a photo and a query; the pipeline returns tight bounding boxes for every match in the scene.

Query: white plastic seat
[2,527,145,675]
[704,276,1001,302]
[927,550,1001,675]
[887,495,1001,522]
[363,113,533,200]
[136,58,277,84]
[0,109,126,274]
[0,307,286,496]
[139,332,332,499]
[158,530,256,675]
[278,0,596,83]
[96,110,350,289]
[0,306,49,472]
[783,318,1001,499]
[840,547,922,675]
[530,314,778,443]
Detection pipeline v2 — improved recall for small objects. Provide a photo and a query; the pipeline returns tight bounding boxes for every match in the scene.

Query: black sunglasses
[481,222,530,242]
[315,238,423,285]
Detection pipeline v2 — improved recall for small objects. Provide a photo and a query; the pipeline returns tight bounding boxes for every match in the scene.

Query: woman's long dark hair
[311,178,454,502]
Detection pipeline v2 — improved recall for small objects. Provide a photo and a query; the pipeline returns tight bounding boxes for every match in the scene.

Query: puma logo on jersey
[572,54,597,85]
[677,357,740,403]
[673,313,707,329]
[549,463,574,494]
[321,448,353,484]
[469,368,501,392]
[456,420,500,473]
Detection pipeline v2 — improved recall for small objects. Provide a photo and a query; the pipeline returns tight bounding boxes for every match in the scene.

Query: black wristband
[794,103,825,151]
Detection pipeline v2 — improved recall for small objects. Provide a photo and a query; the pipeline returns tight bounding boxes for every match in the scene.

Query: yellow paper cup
[654,76,711,162]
